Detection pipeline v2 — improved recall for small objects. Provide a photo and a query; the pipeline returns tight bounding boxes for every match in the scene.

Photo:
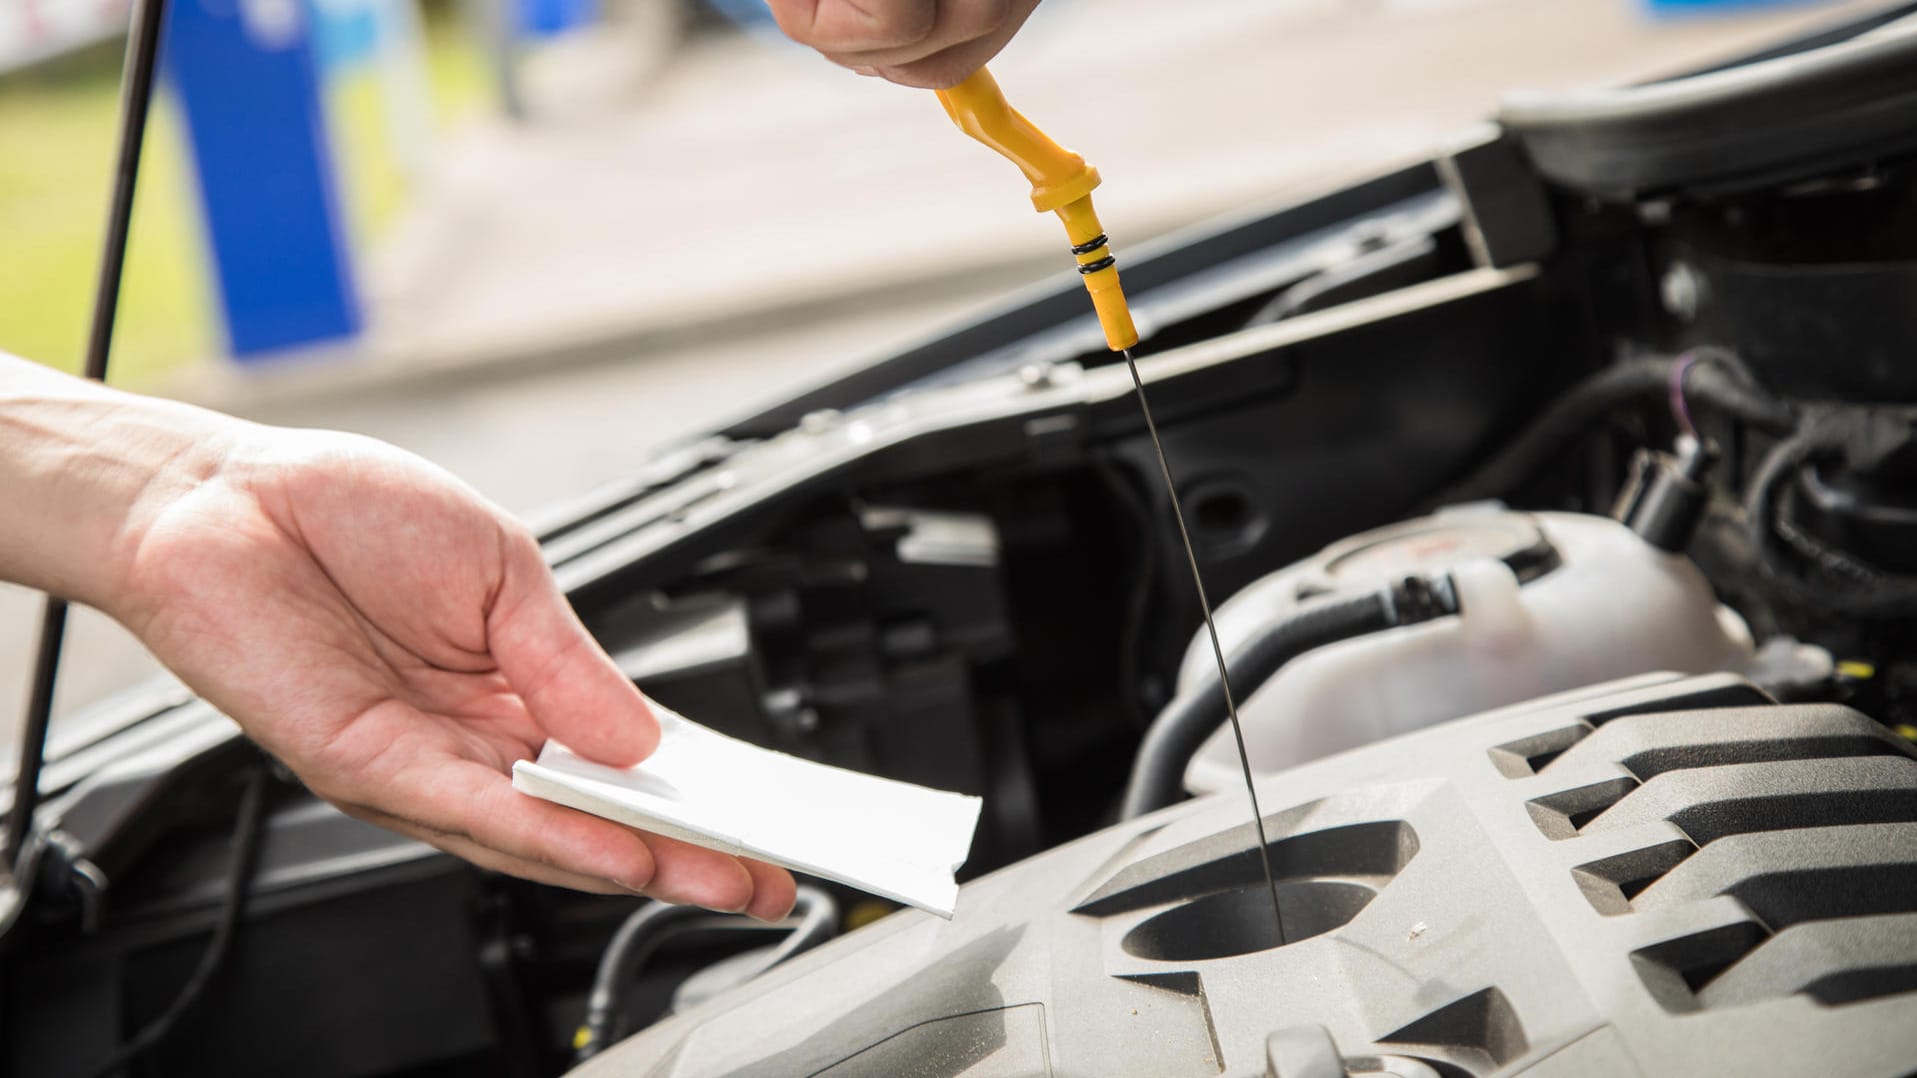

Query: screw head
[799,409,843,434]
[1018,362,1054,389]
[1660,262,1706,323]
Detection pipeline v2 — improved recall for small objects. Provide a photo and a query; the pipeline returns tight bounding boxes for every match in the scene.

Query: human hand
[107,426,796,920]
[765,0,1042,88]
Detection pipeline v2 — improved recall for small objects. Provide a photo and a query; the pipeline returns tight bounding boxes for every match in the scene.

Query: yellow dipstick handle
[937,68,1139,352]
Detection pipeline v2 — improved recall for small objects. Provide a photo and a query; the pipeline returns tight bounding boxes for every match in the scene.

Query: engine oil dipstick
[936,68,1286,946]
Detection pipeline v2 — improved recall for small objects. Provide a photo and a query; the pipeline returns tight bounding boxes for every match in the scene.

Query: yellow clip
[1838,660,1877,681]
[937,68,1139,352]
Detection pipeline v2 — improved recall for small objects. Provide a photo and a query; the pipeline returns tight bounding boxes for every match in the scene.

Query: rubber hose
[88,766,270,1078]
[579,885,839,1060]
[1120,591,1396,820]
[699,884,839,997]
[1745,409,1917,619]
[1436,352,1793,507]
[578,902,710,1060]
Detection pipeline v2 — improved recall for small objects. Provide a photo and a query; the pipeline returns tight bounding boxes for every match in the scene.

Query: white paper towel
[511,703,982,917]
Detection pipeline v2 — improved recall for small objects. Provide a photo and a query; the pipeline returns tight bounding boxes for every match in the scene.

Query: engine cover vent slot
[1583,757,1917,845]
[1630,921,1771,1013]
[1541,704,1911,781]
[1636,823,1917,925]
[1077,811,1421,965]
[1376,987,1529,1074]
[1524,777,1639,840]
[1487,723,1593,779]
[1572,839,1699,915]
[1488,676,1771,780]
[1075,814,1420,919]
[1121,878,1377,961]
[1704,914,1917,1010]
[1628,823,1917,1011]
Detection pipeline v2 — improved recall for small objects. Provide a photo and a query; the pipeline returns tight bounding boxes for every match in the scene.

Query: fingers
[375,811,794,921]
[766,0,936,52]
[365,756,787,915]
[487,531,658,767]
[858,31,1024,90]
[805,0,1006,66]
[769,0,1039,89]
[402,758,661,890]
[742,858,800,921]
[641,831,761,913]
[372,812,634,894]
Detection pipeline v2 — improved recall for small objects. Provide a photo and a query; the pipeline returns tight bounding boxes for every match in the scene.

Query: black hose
[576,901,708,1061]
[1120,577,1460,820]
[1745,408,1917,619]
[577,885,839,1061]
[88,766,271,1078]
[1435,350,1793,507]
[1094,458,1161,729]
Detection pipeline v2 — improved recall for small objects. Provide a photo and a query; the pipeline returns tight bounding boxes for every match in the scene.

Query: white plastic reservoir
[1178,506,1753,796]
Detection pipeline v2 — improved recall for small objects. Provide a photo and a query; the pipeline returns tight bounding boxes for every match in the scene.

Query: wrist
[0,354,244,615]
[100,399,247,618]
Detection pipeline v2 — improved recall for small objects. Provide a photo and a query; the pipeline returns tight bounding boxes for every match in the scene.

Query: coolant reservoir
[1178,506,1752,795]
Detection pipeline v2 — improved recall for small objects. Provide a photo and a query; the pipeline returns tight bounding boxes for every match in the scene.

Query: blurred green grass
[0,9,488,389]
[0,64,211,387]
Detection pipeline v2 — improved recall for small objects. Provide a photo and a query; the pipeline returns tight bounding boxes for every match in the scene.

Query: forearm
[0,352,237,612]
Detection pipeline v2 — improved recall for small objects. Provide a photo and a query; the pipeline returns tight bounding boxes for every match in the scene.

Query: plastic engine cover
[584,673,1917,1077]
[1180,508,1752,795]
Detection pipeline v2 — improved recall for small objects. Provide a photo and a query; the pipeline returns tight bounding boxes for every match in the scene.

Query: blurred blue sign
[165,0,362,360]
[311,0,381,69]
[520,0,600,38]
[702,0,779,28]
[1645,0,1828,12]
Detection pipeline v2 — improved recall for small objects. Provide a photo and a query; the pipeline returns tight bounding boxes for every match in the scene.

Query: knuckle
[857,2,936,47]
[954,0,1011,37]
[497,519,543,567]
[330,797,378,823]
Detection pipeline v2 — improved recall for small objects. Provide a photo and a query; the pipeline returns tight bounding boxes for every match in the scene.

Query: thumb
[489,535,658,767]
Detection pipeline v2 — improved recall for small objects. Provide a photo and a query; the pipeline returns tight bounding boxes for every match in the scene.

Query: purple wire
[1668,350,1700,438]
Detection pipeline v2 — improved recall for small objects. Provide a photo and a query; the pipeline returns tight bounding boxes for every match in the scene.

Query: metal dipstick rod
[937,69,1286,945]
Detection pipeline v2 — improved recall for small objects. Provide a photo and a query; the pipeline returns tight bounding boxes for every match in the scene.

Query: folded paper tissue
[512,702,982,917]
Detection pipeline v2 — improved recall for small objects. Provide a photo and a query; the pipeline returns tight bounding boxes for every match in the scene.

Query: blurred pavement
[3,0,1890,738]
[169,0,1886,409]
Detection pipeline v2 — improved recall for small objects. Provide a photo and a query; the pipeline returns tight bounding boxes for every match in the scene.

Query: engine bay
[7,7,1917,1075]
